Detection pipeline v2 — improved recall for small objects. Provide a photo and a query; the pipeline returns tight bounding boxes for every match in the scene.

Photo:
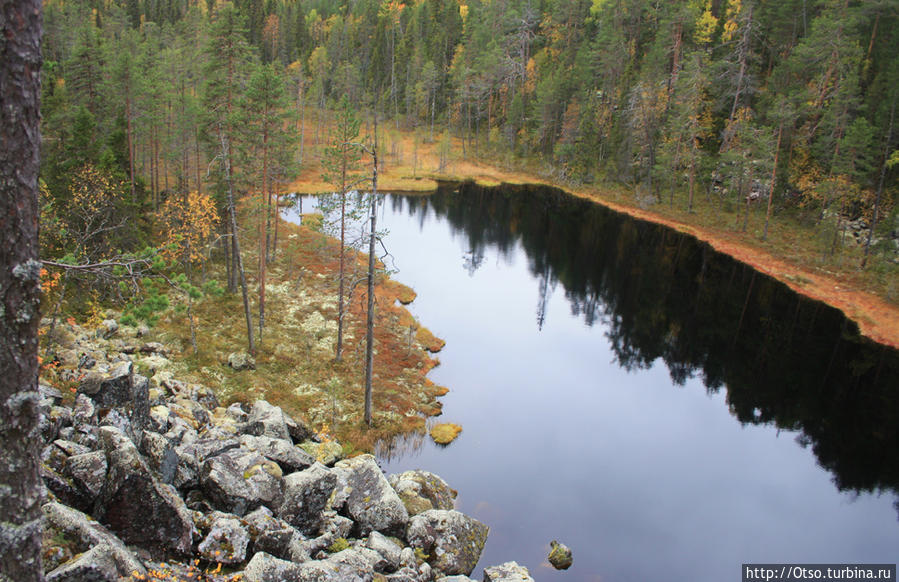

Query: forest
[39,0,899,282]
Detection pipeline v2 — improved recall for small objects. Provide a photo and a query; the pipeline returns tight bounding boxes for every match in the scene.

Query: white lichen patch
[265,281,293,296]
[294,383,322,397]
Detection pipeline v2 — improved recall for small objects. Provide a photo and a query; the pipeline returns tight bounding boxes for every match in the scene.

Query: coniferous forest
[40,0,899,275]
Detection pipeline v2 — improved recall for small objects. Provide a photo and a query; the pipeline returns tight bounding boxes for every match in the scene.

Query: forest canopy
[39,0,899,276]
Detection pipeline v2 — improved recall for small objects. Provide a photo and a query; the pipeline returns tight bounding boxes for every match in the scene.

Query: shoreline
[290,161,899,351]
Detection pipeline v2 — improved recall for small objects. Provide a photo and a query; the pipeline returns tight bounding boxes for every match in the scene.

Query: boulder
[239,434,315,473]
[139,430,179,484]
[365,531,404,571]
[483,561,535,582]
[294,549,375,582]
[254,526,309,563]
[405,510,489,576]
[277,463,337,535]
[548,540,573,570]
[197,516,250,564]
[389,470,457,516]
[228,352,256,371]
[41,465,93,514]
[246,400,311,442]
[299,440,344,466]
[45,544,121,582]
[78,361,132,408]
[77,362,149,438]
[64,450,108,498]
[243,552,304,582]
[199,449,284,516]
[99,319,118,338]
[332,454,408,536]
[42,502,146,578]
[97,426,197,554]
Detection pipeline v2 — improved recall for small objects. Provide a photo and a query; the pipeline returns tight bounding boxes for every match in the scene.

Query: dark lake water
[291,182,899,581]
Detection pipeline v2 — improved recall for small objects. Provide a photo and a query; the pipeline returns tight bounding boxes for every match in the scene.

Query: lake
[290,182,899,582]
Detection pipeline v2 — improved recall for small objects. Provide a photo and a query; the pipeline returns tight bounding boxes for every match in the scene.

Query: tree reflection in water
[386,182,899,514]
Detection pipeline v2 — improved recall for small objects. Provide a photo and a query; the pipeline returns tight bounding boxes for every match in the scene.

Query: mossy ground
[151,213,447,453]
[429,423,462,445]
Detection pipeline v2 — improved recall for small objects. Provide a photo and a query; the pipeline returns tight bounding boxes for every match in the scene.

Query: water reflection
[389,182,899,511]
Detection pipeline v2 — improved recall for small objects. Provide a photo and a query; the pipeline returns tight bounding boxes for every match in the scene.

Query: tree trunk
[0,0,45,579]
[364,118,379,427]
[863,96,895,266]
[220,128,255,354]
[259,126,269,337]
[763,124,783,240]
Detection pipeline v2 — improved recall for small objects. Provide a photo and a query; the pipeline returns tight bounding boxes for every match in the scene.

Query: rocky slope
[37,321,533,582]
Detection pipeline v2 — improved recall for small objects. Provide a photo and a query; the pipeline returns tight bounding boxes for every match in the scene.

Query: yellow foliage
[694,7,718,45]
[158,190,219,264]
[459,2,468,21]
[722,0,742,43]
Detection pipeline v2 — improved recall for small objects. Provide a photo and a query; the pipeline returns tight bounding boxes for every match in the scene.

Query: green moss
[326,538,349,553]
[413,547,430,563]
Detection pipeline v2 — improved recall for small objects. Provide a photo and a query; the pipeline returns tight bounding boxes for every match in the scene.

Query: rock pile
[38,325,534,582]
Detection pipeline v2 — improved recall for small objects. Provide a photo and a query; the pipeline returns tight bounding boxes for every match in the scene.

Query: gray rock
[405,510,489,576]
[140,430,179,484]
[434,576,476,582]
[365,531,404,571]
[483,561,535,582]
[548,540,573,570]
[78,361,149,438]
[98,407,131,434]
[46,544,120,582]
[50,406,73,430]
[172,435,240,490]
[78,361,133,408]
[239,434,315,473]
[299,440,345,466]
[243,552,304,582]
[226,402,249,422]
[100,319,118,338]
[332,454,408,537]
[228,352,256,371]
[254,526,309,563]
[200,449,284,515]
[72,393,97,426]
[197,516,250,564]
[277,463,337,535]
[389,470,457,516]
[43,443,70,474]
[246,400,310,442]
[384,565,432,582]
[295,550,375,582]
[42,502,147,578]
[41,465,93,513]
[242,505,291,536]
[64,450,108,497]
[97,426,197,554]
[39,383,64,403]
[140,341,167,355]
[351,544,394,573]
[53,439,91,458]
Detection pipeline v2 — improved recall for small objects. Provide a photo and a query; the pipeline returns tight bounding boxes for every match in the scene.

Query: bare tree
[0,0,45,580]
